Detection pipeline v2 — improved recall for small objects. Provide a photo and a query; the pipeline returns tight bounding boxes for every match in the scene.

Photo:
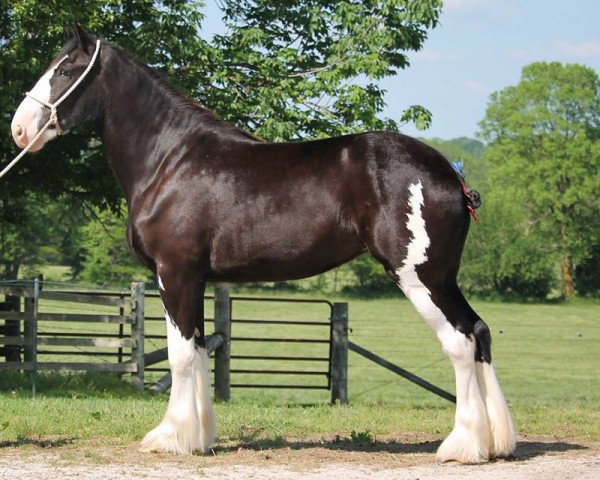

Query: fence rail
[1,279,455,404]
[0,279,144,395]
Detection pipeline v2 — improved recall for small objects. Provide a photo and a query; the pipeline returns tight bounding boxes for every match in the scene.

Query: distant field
[1,290,599,445]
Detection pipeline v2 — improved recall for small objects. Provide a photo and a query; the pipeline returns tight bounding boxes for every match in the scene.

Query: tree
[205,0,441,140]
[575,248,600,297]
[422,137,488,188]
[479,62,600,297]
[0,194,86,278]
[422,138,558,299]
[458,186,556,299]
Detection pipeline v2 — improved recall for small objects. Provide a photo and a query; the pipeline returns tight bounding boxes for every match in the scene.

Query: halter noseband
[0,39,101,179]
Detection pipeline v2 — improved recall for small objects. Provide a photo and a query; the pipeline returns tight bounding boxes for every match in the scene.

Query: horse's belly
[206,224,365,282]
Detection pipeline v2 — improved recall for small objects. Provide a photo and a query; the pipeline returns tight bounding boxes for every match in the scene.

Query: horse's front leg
[140,272,216,454]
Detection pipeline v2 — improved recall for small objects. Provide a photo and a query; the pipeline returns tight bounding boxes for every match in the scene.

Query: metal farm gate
[146,286,347,402]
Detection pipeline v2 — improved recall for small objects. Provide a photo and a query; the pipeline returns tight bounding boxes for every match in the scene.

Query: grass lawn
[1,290,599,447]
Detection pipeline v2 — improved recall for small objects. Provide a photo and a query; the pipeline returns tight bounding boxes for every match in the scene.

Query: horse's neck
[100,49,217,205]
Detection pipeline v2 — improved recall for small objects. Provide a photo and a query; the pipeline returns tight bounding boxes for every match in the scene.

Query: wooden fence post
[23,278,40,396]
[330,302,349,405]
[130,282,145,391]
[214,284,231,402]
[3,294,21,362]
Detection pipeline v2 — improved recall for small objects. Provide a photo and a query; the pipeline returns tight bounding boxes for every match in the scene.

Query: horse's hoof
[140,423,191,455]
[436,428,490,464]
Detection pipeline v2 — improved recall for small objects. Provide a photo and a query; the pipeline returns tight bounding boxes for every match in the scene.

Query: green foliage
[349,429,376,444]
[1,0,442,208]
[0,194,85,278]
[423,135,560,300]
[479,62,600,297]
[422,137,487,187]
[459,188,556,299]
[78,204,151,286]
[209,0,442,140]
[344,254,397,295]
[450,137,485,159]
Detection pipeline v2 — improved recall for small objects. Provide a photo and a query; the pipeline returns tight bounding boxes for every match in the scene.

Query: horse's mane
[110,43,263,143]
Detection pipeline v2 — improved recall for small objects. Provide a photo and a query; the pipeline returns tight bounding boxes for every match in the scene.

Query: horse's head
[11,24,102,152]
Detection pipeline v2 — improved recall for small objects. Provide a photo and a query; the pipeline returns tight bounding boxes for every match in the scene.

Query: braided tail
[451,160,481,221]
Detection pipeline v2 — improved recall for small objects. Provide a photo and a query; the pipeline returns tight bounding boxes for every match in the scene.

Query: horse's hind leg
[394,272,495,463]
[415,281,517,461]
[140,270,216,454]
[371,181,515,463]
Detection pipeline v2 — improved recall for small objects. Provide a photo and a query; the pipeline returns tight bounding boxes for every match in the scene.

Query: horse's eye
[58,69,71,77]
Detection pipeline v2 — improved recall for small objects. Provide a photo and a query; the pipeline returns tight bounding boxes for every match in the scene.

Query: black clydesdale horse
[10,25,515,463]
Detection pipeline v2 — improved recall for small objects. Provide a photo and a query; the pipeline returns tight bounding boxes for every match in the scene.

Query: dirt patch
[1,434,598,479]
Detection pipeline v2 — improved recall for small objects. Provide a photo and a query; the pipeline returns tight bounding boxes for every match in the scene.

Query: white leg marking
[396,181,490,464]
[194,346,217,451]
[140,308,216,454]
[435,329,491,463]
[476,362,517,458]
[158,275,165,291]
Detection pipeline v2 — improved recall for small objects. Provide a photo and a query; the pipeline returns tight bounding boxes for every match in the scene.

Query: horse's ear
[73,22,94,52]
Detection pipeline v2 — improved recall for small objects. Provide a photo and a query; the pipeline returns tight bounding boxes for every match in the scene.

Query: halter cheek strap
[0,39,101,180]
[25,54,68,109]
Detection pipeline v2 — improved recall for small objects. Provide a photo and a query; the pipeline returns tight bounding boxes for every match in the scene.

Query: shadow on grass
[0,436,74,449]
[0,432,588,462]
[216,436,441,455]
[510,440,588,461]
[215,436,588,460]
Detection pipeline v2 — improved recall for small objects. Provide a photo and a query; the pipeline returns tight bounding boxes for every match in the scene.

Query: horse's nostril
[15,124,24,138]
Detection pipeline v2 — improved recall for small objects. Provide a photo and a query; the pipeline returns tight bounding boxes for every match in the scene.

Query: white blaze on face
[11,63,60,151]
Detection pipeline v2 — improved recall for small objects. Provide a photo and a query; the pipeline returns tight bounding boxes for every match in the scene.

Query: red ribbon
[460,180,480,222]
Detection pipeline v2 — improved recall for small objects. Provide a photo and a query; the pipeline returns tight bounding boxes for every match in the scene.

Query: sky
[201,0,600,140]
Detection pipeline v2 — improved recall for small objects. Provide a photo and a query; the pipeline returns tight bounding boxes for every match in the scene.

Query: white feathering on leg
[396,181,491,464]
[140,309,216,454]
[476,362,516,458]
[194,347,217,452]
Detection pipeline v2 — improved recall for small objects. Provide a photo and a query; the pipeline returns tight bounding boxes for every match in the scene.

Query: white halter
[0,39,101,179]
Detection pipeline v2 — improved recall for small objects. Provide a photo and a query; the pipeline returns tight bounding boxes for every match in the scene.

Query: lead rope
[0,39,101,180]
